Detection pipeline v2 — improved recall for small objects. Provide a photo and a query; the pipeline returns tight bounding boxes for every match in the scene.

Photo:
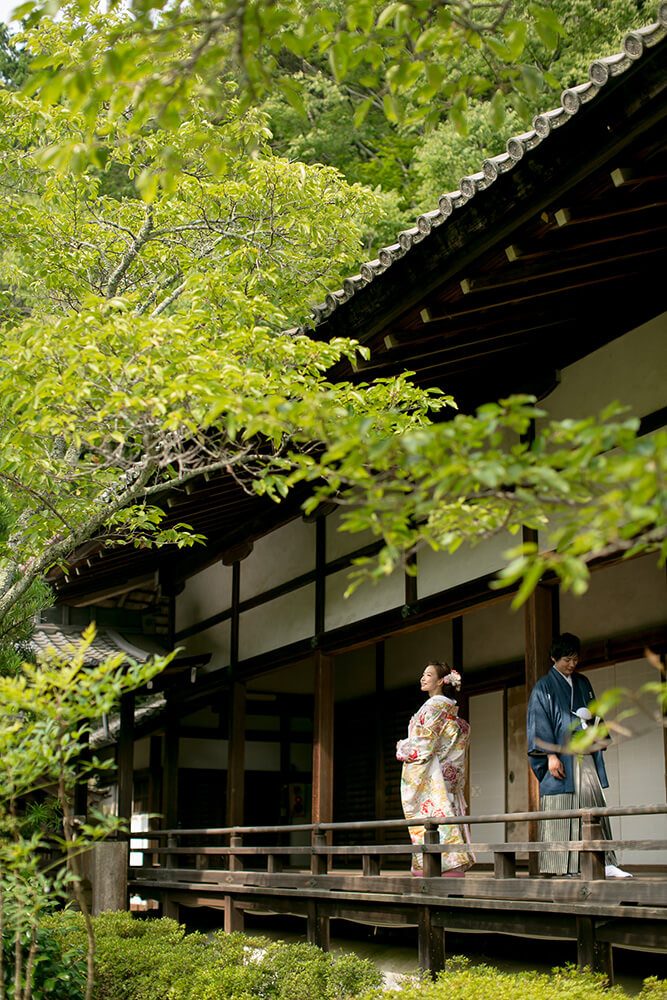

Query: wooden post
[524,577,557,872]
[374,642,386,842]
[117,692,135,840]
[452,616,471,811]
[576,916,614,984]
[162,701,179,830]
[224,896,245,933]
[312,652,334,825]
[580,812,605,881]
[226,681,246,827]
[362,854,381,877]
[315,517,326,637]
[166,833,177,870]
[229,833,244,873]
[148,734,162,866]
[306,901,330,951]
[162,896,179,920]
[494,851,517,878]
[418,907,445,977]
[311,832,328,875]
[423,825,441,878]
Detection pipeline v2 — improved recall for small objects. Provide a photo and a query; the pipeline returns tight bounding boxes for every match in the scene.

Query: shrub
[42,912,382,1000]
[2,921,86,1000]
[355,960,632,1000]
[638,979,667,1000]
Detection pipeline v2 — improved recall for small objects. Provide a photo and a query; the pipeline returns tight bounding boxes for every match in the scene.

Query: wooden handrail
[144,802,667,838]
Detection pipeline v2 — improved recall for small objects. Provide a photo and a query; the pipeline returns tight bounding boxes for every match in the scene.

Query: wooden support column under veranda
[310,651,334,951]
[523,572,558,872]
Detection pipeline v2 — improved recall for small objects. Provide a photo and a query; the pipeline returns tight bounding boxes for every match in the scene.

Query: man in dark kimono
[526,632,631,878]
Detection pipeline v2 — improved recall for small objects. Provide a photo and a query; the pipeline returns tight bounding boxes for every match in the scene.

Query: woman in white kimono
[396,661,474,876]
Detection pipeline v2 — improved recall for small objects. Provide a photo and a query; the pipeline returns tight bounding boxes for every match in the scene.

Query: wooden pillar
[576,917,614,984]
[226,681,247,827]
[524,577,557,867]
[148,734,162,865]
[375,642,386,840]
[452,617,470,809]
[162,897,180,920]
[162,701,179,830]
[224,896,244,932]
[315,517,326,637]
[417,907,445,977]
[312,652,334,825]
[117,692,135,839]
[307,901,330,951]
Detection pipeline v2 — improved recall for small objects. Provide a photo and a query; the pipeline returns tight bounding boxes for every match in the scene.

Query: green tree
[0,8,664,637]
[0,627,172,1000]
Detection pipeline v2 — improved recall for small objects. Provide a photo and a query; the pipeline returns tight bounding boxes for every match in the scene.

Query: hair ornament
[444,669,461,691]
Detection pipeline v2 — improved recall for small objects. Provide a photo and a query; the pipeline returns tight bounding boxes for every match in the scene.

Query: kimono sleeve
[526,683,555,782]
[396,700,447,764]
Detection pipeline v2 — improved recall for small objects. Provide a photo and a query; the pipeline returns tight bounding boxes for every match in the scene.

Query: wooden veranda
[129,803,667,982]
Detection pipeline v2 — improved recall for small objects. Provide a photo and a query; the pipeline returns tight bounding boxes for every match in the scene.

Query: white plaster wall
[176,562,233,632]
[385,620,454,691]
[416,533,515,600]
[179,620,231,673]
[325,567,404,631]
[178,738,281,771]
[559,554,666,642]
[468,689,505,849]
[335,646,376,701]
[463,598,525,672]
[241,519,316,601]
[540,312,667,422]
[583,660,666,866]
[239,585,315,661]
[325,507,377,562]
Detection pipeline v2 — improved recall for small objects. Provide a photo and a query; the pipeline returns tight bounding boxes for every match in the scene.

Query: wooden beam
[458,238,666,297]
[67,573,158,607]
[118,692,135,839]
[312,652,335,825]
[226,682,247,828]
[222,541,253,566]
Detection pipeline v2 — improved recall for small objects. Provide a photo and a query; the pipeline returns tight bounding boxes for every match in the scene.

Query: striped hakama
[539,755,617,875]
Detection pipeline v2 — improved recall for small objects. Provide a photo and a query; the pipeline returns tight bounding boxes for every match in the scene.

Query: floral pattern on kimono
[396,695,474,873]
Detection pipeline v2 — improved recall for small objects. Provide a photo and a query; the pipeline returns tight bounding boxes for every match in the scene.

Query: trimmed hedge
[43,911,382,999]
[40,912,666,1000]
[357,957,665,1000]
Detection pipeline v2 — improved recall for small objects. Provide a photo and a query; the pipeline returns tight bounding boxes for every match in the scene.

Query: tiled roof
[304,8,667,330]
[31,624,166,665]
[90,693,166,748]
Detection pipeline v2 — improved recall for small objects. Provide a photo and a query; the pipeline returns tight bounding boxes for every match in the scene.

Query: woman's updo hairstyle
[427,660,462,699]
